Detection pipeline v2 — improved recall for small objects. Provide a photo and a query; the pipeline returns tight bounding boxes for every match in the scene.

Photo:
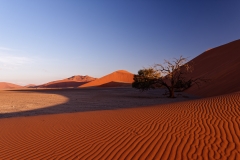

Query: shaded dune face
[24,84,37,88]
[80,70,134,88]
[98,81,132,87]
[0,92,239,159]
[39,81,88,88]
[38,75,96,88]
[186,39,240,97]
[0,82,23,89]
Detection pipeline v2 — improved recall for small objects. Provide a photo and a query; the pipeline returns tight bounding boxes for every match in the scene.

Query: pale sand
[0,88,195,118]
[0,88,239,159]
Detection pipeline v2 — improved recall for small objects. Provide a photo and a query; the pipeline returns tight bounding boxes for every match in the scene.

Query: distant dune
[1,40,240,159]
[186,39,240,97]
[63,75,96,82]
[98,81,132,87]
[38,75,96,88]
[24,84,37,88]
[80,70,134,88]
[0,82,23,90]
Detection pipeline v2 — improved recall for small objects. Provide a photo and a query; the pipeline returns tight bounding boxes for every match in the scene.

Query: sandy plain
[0,88,239,159]
[0,88,195,118]
[1,40,240,159]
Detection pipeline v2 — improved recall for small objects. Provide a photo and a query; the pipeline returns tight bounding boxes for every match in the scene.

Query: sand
[1,40,240,159]
[0,89,239,159]
[186,39,240,97]
[38,81,89,88]
[38,75,96,88]
[80,70,134,88]
[0,88,195,118]
[0,82,23,90]
[98,81,132,87]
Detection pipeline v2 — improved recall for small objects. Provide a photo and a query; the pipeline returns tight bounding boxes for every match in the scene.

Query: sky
[0,0,239,85]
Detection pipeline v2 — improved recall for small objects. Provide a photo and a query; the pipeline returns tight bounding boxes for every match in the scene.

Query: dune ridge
[0,92,239,159]
[64,75,96,82]
[80,70,134,88]
[186,39,240,97]
[38,75,96,88]
[0,82,23,90]
[24,84,37,88]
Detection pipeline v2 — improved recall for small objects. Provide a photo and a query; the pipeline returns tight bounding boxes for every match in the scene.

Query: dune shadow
[0,88,198,119]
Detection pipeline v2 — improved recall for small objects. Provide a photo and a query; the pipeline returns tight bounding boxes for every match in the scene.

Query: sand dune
[0,82,23,90]
[1,40,240,159]
[98,81,132,87]
[0,91,239,159]
[39,75,96,88]
[186,39,240,97]
[64,75,96,82]
[24,84,37,88]
[80,70,133,88]
[38,81,88,88]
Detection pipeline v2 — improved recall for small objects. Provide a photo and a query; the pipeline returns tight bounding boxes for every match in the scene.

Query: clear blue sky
[0,0,239,85]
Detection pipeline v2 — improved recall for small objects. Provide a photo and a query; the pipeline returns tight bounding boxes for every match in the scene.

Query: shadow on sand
[0,88,199,119]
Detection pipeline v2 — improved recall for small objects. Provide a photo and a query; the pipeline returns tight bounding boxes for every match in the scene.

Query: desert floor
[0,88,239,159]
[0,88,197,118]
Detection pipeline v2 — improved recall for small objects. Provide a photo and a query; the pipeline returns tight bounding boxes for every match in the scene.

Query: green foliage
[132,56,197,98]
[132,68,161,91]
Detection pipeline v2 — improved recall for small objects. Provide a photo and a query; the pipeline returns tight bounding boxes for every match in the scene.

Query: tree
[132,56,205,98]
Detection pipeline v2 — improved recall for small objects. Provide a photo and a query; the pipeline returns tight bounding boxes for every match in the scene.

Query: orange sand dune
[98,81,132,87]
[63,75,96,82]
[186,39,240,97]
[39,81,88,88]
[80,70,133,88]
[0,92,239,159]
[39,75,96,88]
[0,82,23,90]
[24,84,37,88]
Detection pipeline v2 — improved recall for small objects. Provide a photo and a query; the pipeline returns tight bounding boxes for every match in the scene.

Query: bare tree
[132,56,206,98]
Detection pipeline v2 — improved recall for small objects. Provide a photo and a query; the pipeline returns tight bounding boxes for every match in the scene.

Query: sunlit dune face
[205,48,212,51]
[0,91,68,113]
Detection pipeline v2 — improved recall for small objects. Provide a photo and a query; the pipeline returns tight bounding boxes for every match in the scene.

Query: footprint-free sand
[0,88,239,159]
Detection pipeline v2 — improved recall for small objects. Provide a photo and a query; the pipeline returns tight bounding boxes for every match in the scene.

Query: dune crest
[38,75,96,88]
[64,75,96,82]
[0,82,23,90]
[186,39,240,97]
[80,70,134,88]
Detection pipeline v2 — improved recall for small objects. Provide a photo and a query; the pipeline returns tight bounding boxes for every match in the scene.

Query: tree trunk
[168,88,175,98]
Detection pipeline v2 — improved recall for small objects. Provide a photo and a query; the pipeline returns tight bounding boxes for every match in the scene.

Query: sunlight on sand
[0,91,69,114]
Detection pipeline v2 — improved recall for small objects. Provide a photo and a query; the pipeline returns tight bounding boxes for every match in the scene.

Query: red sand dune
[98,81,132,87]
[64,75,96,82]
[186,39,240,97]
[24,84,37,88]
[80,70,134,88]
[0,92,239,159]
[39,81,88,88]
[39,75,96,88]
[0,82,23,90]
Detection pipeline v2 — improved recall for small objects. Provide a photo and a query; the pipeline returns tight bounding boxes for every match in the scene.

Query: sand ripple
[0,92,239,159]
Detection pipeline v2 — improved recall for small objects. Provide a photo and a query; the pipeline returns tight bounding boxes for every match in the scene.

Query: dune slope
[39,75,96,88]
[0,92,239,159]
[0,82,23,90]
[80,70,133,88]
[186,39,240,97]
